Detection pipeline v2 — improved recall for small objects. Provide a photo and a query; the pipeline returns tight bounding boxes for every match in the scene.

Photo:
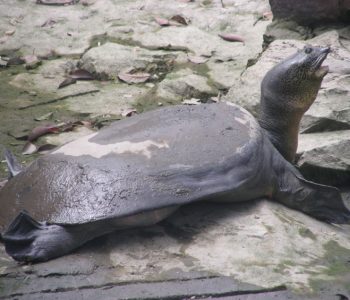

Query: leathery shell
[0,102,264,229]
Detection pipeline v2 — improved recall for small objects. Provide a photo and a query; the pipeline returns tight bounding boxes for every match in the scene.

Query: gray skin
[0,45,349,263]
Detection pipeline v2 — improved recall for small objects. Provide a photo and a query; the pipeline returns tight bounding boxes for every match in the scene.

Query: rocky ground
[0,0,350,299]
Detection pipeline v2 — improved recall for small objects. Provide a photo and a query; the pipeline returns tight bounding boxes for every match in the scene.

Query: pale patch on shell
[52,133,169,159]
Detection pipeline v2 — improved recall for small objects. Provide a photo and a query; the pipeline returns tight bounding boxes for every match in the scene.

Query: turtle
[0,45,349,263]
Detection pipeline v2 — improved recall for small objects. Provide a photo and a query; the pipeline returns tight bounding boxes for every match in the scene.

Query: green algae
[0,66,91,178]
[308,240,350,294]
[298,227,317,240]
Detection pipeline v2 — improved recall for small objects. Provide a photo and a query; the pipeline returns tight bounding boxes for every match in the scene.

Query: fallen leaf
[28,125,60,142]
[41,18,57,27]
[118,70,151,84]
[170,15,188,25]
[155,17,170,26]
[5,29,15,36]
[58,77,77,89]
[69,69,94,80]
[187,55,208,64]
[81,0,96,6]
[218,33,245,43]
[37,144,57,153]
[22,142,37,155]
[36,0,78,5]
[121,108,137,117]
[182,98,201,105]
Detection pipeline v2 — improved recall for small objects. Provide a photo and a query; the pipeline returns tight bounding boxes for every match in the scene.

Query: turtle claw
[2,212,76,263]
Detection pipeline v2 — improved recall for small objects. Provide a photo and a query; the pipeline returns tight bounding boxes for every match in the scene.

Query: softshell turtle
[1,46,349,263]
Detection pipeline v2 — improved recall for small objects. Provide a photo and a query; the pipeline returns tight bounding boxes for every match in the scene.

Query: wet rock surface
[1,201,350,299]
[269,0,350,25]
[0,0,350,299]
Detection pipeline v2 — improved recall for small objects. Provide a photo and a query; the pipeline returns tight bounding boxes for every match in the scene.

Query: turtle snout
[321,46,331,54]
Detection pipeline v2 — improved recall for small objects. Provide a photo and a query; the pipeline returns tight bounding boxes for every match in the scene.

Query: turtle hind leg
[2,212,88,263]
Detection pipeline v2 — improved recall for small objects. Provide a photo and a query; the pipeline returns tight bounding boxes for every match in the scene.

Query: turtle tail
[2,148,23,178]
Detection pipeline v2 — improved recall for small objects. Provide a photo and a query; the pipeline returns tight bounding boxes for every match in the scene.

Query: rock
[156,68,217,102]
[80,43,176,80]
[264,20,314,43]
[132,26,243,61]
[297,131,350,186]
[224,31,350,133]
[3,59,99,109]
[63,83,151,117]
[1,200,350,298]
[269,0,350,25]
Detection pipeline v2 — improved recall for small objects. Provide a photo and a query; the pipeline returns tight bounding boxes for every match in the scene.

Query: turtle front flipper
[1,211,87,263]
[272,157,350,224]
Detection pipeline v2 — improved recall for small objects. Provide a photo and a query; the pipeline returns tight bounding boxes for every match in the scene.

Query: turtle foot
[2,211,78,263]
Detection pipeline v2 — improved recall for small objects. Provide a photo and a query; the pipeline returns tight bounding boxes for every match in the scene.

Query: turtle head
[259,45,330,163]
[262,45,330,111]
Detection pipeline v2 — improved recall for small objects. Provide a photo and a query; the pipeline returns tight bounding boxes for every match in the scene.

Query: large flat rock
[224,31,350,129]
[1,200,350,299]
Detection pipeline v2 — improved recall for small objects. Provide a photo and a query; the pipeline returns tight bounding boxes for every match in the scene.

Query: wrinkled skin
[1,46,349,263]
[259,45,330,163]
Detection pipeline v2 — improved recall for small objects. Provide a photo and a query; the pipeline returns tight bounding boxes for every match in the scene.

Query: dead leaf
[218,33,245,43]
[58,77,77,89]
[5,29,15,36]
[22,142,37,155]
[69,69,94,80]
[121,108,137,117]
[36,0,78,5]
[155,17,170,26]
[170,15,188,25]
[118,70,151,84]
[35,112,53,121]
[41,18,57,27]
[28,125,60,142]
[37,144,57,153]
[182,98,201,105]
[188,55,208,64]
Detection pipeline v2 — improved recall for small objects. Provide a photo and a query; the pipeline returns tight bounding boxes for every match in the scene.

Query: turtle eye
[304,47,313,54]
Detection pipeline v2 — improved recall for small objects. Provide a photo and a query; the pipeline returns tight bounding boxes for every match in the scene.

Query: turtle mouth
[313,47,330,78]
